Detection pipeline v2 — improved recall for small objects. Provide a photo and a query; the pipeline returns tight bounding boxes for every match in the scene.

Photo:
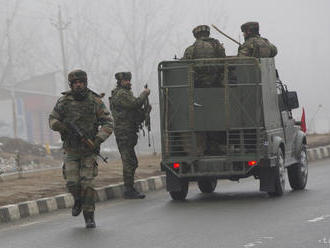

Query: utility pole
[0,18,14,86]
[51,5,70,91]
[6,18,13,85]
[4,18,17,139]
[10,88,17,139]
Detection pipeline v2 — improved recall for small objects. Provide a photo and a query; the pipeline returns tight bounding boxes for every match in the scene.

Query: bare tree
[0,0,21,86]
[0,0,58,87]
[105,0,181,92]
[168,0,229,58]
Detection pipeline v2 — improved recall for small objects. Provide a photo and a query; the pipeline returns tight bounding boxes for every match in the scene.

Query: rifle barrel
[211,24,241,46]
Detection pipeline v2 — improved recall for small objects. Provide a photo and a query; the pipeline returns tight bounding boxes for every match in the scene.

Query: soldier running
[49,69,113,228]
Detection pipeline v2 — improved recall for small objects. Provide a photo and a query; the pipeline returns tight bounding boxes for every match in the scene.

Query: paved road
[1,159,330,248]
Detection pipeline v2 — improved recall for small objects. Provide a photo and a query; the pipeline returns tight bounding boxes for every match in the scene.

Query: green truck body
[158,57,308,200]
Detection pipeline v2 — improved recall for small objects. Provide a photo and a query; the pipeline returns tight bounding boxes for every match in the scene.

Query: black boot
[124,187,146,199]
[83,211,96,228]
[72,199,82,217]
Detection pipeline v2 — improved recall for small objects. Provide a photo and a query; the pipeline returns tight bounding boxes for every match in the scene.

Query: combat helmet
[193,25,210,38]
[241,22,259,34]
[115,72,132,81]
[68,69,88,86]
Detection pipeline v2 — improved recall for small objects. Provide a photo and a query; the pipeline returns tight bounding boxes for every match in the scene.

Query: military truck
[157,57,308,200]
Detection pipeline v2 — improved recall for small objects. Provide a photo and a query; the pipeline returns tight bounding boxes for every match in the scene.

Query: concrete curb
[0,175,165,224]
[1,144,330,224]
[307,145,330,162]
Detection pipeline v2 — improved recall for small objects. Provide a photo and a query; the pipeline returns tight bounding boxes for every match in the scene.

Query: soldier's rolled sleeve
[117,90,147,110]
[95,101,113,142]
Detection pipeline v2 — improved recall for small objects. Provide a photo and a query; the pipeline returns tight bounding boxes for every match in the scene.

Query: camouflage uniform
[49,70,113,214]
[183,25,226,60]
[182,25,226,88]
[238,22,277,58]
[109,72,149,193]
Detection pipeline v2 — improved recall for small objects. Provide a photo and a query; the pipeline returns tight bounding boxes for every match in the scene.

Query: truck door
[278,92,296,162]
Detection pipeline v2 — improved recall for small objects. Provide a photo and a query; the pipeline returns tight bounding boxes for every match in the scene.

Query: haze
[0,0,329,149]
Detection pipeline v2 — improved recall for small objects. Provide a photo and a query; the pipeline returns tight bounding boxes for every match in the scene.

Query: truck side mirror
[286,91,299,110]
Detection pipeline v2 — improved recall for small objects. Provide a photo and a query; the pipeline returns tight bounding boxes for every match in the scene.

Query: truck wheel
[288,147,308,190]
[169,181,189,201]
[198,178,217,193]
[268,148,286,197]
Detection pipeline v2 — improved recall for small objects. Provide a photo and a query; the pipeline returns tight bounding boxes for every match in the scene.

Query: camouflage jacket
[109,86,148,136]
[238,35,277,58]
[183,37,226,59]
[49,89,113,154]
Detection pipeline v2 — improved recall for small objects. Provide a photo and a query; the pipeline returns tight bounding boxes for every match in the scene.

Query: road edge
[1,144,330,224]
[0,175,165,224]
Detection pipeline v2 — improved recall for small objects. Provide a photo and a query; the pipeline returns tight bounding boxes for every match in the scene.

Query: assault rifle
[143,84,151,147]
[64,120,108,163]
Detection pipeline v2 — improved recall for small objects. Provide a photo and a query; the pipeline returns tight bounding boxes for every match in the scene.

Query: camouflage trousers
[63,152,98,212]
[115,133,138,188]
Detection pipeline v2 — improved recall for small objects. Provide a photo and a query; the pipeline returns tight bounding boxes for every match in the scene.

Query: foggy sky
[0,0,329,133]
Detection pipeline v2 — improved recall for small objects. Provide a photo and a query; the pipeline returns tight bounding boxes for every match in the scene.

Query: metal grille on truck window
[228,129,261,154]
[166,132,193,157]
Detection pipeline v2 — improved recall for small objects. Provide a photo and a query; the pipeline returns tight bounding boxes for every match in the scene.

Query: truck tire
[198,178,217,193]
[288,146,308,190]
[169,181,189,201]
[268,148,286,197]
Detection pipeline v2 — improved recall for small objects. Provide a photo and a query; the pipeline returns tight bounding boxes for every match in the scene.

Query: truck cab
[158,57,307,200]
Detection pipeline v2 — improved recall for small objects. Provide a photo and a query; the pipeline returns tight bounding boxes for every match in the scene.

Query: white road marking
[258,236,274,240]
[244,241,262,248]
[308,215,330,223]
[18,221,41,227]
[318,237,330,244]
[243,237,274,247]
[243,243,255,248]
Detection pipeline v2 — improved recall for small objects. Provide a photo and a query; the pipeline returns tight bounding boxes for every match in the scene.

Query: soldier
[182,25,226,88]
[49,69,113,228]
[238,22,278,58]
[109,72,151,199]
[183,24,226,60]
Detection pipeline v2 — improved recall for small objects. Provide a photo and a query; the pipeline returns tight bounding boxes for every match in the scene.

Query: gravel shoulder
[0,154,161,206]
